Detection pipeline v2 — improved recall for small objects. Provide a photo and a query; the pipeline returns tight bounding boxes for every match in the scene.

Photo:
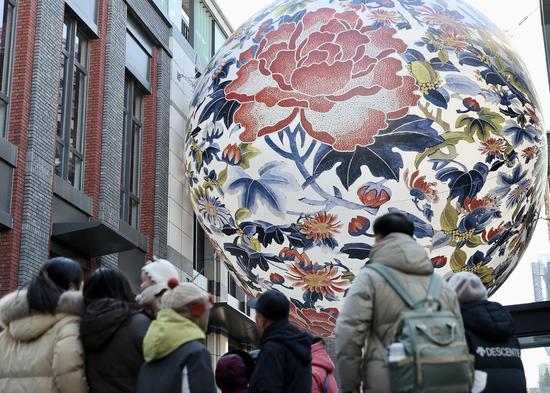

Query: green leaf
[235,207,250,225]
[410,61,438,84]
[415,136,469,168]
[341,271,356,282]
[456,114,471,129]
[450,248,467,271]
[218,166,228,186]
[438,49,449,65]
[440,199,458,232]
[465,235,482,248]
[239,143,261,170]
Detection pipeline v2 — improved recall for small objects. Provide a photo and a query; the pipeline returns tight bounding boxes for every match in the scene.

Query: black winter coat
[80,299,151,393]
[249,320,313,393]
[461,300,526,393]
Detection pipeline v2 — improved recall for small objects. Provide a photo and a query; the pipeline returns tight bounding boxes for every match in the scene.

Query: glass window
[55,15,88,190]
[0,0,16,138]
[120,77,143,228]
[213,22,226,56]
[194,0,212,65]
[193,216,205,274]
[125,32,151,87]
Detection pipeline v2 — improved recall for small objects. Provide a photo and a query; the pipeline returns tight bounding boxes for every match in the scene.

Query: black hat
[249,290,289,321]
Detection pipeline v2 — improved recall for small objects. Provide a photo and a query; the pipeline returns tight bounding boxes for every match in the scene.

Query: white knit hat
[142,259,178,284]
[447,272,488,304]
[161,281,212,331]
[136,259,179,306]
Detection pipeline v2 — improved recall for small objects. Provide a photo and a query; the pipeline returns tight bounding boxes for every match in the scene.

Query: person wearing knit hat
[135,258,179,317]
[136,278,216,393]
[448,272,526,393]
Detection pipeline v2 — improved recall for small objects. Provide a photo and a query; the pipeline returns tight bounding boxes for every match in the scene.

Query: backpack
[367,263,474,393]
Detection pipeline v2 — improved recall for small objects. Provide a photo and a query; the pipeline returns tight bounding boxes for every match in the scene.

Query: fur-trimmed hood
[0,290,84,341]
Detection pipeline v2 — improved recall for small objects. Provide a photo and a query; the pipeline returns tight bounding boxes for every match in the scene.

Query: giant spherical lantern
[185,0,547,337]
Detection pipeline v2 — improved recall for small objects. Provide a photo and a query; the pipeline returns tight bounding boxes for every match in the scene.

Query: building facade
[0,0,257,361]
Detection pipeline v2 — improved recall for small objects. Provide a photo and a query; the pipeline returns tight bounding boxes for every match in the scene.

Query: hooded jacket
[80,298,151,393]
[216,351,255,393]
[311,341,338,393]
[136,309,216,393]
[335,233,462,393]
[249,319,313,393]
[0,290,88,393]
[461,300,526,393]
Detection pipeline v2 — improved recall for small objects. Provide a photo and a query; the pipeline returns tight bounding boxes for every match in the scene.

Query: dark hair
[312,336,325,345]
[27,257,83,313]
[373,212,415,238]
[83,268,135,303]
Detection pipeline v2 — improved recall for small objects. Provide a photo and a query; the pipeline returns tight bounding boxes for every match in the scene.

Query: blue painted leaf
[445,75,482,95]
[436,163,489,206]
[198,81,240,129]
[458,50,486,67]
[480,69,507,86]
[402,48,425,63]
[311,115,444,188]
[430,58,459,72]
[226,162,299,214]
[388,208,434,239]
[424,88,449,108]
[340,243,372,260]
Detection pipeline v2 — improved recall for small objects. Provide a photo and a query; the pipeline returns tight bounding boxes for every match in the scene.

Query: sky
[215,0,550,387]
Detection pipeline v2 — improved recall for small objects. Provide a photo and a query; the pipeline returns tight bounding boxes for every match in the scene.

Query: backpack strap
[367,264,417,308]
[425,273,443,311]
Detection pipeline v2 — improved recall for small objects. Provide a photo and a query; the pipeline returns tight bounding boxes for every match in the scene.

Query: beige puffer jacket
[335,233,462,393]
[0,289,88,393]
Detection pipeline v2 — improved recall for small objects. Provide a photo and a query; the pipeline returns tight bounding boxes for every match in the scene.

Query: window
[193,216,205,274]
[120,77,143,228]
[194,0,212,65]
[0,0,16,138]
[213,22,226,56]
[55,16,89,189]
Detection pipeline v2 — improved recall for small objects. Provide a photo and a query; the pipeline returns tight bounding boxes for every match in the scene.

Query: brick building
[0,0,258,359]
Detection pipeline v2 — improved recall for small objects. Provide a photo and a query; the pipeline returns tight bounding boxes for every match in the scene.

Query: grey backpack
[367,263,474,393]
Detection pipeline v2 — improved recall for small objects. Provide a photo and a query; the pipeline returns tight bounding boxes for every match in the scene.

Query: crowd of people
[0,213,527,393]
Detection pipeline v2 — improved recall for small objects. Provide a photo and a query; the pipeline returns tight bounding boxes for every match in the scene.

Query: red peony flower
[404,169,439,204]
[463,97,480,112]
[225,8,420,152]
[348,216,371,236]
[357,182,391,208]
[222,144,242,165]
[289,303,339,338]
[431,256,447,268]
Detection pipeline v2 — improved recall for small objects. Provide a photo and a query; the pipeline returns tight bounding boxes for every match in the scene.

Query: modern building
[0,0,172,293]
[0,0,258,362]
[158,0,259,358]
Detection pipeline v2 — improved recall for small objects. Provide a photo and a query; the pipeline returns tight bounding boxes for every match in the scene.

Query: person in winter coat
[136,258,179,317]
[248,290,313,393]
[137,278,216,393]
[448,272,527,393]
[215,350,255,393]
[0,257,88,393]
[311,337,338,393]
[335,213,463,393]
[81,268,152,393]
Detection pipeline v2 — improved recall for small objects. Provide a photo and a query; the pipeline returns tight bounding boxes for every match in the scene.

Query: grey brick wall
[153,48,171,258]
[125,0,170,51]
[97,0,127,268]
[17,0,65,285]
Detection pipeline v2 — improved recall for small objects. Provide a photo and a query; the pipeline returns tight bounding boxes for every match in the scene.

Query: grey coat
[335,233,463,393]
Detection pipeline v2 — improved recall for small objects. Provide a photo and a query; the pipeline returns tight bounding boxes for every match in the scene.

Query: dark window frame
[55,14,89,190]
[193,215,205,274]
[120,77,144,228]
[0,0,17,139]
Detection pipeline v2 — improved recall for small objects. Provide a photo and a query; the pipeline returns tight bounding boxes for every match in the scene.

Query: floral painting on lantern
[185,0,547,338]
